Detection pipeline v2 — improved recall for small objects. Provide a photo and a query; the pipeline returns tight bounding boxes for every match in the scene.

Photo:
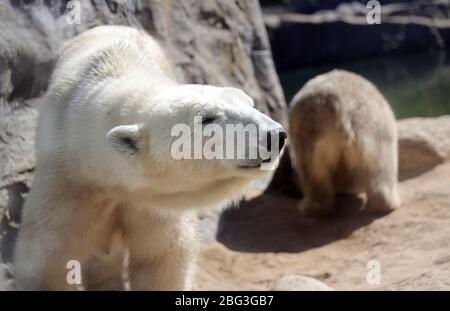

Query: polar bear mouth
[239,163,261,169]
[238,157,272,169]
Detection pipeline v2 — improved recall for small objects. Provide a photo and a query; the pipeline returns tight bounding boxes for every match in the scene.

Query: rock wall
[0,0,287,265]
[288,0,424,14]
[265,0,450,71]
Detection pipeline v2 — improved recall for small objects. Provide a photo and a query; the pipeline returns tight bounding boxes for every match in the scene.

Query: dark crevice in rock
[0,182,28,263]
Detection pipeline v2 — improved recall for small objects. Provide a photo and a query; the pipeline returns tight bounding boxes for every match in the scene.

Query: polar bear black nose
[278,130,287,151]
[266,129,287,153]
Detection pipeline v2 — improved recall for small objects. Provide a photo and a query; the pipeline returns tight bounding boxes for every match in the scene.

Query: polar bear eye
[201,115,219,125]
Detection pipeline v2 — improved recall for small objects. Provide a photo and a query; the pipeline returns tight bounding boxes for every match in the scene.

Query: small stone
[0,264,15,291]
[271,274,334,291]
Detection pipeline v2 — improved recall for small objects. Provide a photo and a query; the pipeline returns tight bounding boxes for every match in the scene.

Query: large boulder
[398,116,450,180]
[0,0,287,265]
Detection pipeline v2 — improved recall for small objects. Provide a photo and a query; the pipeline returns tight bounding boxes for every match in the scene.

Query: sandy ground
[194,161,450,290]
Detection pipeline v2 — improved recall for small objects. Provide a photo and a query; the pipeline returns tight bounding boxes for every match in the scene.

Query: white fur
[13,26,284,290]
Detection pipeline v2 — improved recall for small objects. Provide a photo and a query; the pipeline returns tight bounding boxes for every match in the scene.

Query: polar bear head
[106,85,286,209]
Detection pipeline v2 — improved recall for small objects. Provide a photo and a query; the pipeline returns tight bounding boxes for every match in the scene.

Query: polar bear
[13,26,286,290]
[289,70,400,217]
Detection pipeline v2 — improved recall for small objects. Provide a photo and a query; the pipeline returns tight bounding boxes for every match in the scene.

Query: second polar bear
[13,26,286,290]
[289,70,400,217]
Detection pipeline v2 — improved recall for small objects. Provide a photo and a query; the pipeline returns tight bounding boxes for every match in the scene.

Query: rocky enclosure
[1,0,450,291]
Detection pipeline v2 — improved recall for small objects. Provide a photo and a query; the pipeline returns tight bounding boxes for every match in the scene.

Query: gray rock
[198,208,222,244]
[272,274,334,291]
[0,264,14,291]
[398,116,450,180]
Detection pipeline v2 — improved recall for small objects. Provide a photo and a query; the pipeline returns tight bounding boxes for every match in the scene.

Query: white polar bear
[13,26,286,290]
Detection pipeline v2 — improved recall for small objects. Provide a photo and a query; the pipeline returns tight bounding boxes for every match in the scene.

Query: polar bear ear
[107,124,142,156]
[222,87,254,107]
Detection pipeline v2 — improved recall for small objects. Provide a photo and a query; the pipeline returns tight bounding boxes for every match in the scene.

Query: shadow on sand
[217,192,385,253]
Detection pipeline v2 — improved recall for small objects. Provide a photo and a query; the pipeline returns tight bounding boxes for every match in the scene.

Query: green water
[280,52,450,119]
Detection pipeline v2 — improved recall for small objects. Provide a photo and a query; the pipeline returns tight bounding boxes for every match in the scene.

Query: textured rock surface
[271,274,334,291]
[0,264,14,291]
[0,0,287,266]
[398,116,450,180]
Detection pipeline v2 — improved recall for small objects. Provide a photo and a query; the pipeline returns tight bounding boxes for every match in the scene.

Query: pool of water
[279,52,450,119]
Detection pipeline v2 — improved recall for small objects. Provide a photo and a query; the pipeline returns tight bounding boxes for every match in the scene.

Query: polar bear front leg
[365,143,401,214]
[128,246,194,291]
[14,183,119,290]
[123,209,196,290]
[14,209,90,290]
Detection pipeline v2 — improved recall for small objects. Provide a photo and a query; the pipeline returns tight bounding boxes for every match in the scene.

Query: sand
[195,161,450,290]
